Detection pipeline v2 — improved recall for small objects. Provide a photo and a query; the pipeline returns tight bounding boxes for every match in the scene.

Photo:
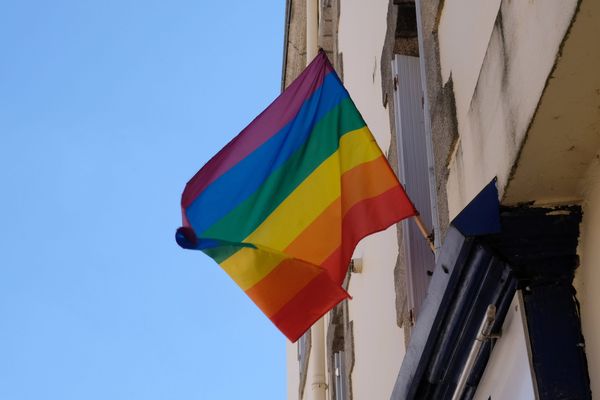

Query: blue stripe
[186,72,348,235]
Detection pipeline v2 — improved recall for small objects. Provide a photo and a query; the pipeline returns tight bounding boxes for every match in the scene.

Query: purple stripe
[181,51,333,208]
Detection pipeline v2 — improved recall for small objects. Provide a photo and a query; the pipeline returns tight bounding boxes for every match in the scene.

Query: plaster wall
[503,0,600,206]
[486,0,599,393]
[338,1,406,399]
[574,154,600,398]
[437,0,577,218]
[438,0,501,125]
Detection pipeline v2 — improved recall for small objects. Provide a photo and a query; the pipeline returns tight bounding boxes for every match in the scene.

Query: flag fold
[177,51,416,342]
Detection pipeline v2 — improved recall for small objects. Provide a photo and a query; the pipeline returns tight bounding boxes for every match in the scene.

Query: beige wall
[501,0,600,392]
[438,0,501,123]
[338,1,406,399]
[503,0,600,207]
[440,0,599,394]
[438,0,578,218]
[575,154,600,397]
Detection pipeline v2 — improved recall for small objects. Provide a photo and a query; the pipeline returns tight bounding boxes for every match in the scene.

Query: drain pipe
[305,1,327,399]
[451,305,499,400]
[308,318,327,399]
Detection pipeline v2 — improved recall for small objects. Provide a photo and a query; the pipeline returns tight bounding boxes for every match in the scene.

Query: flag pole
[413,214,435,252]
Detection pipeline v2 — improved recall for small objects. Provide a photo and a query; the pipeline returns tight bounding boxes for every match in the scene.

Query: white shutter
[392,55,437,321]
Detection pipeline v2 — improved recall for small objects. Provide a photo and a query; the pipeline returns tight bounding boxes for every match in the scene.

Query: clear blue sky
[0,1,287,399]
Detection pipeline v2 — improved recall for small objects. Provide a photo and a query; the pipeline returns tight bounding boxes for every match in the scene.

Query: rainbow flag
[176,51,416,342]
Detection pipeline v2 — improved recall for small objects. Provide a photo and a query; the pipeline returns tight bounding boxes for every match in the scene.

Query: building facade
[283,0,599,399]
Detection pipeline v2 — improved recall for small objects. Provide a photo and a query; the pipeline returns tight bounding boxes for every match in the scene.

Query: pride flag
[176,51,416,342]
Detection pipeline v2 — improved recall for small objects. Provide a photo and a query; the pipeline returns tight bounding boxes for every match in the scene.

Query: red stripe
[181,53,334,208]
[269,272,349,342]
[271,185,415,342]
[245,257,322,317]
[321,185,416,285]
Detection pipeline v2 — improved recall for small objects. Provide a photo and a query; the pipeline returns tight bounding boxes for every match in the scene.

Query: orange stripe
[245,258,322,317]
[341,156,400,214]
[283,199,342,265]
[281,156,400,268]
[322,185,416,284]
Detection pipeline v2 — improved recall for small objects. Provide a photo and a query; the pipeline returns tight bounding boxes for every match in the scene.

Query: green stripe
[203,244,248,264]
[199,239,256,264]
[202,97,366,243]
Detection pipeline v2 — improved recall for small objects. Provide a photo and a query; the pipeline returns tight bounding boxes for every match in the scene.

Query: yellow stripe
[220,246,287,291]
[245,127,382,251]
[340,126,383,173]
[221,127,385,289]
[246,152,342,250]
